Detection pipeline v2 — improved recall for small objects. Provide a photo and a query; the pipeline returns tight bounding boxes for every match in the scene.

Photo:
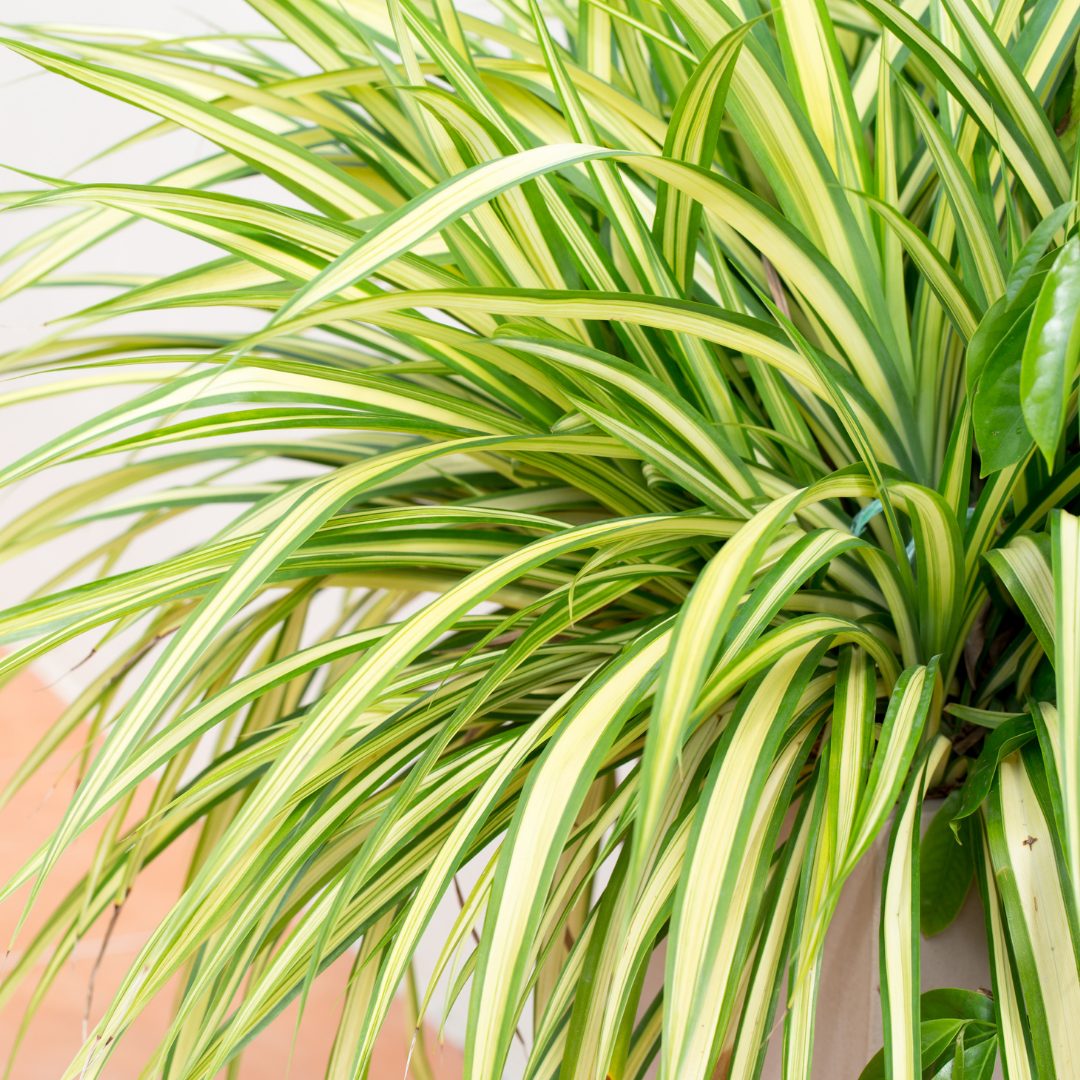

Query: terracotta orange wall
[0,664,464,1079]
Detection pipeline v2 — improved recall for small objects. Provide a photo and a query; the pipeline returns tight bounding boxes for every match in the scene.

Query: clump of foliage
[0,0,1078,1078]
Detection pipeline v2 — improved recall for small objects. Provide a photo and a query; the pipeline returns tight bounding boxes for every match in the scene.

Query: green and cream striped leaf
[936,0,1070,199]
[985,746,1080,1080]
[895,81,1006,309]
[1053,510,1080,914]
[879,735,951,1080]
[467,625,671,1080]
[973,820,1036,1080]
[653,23,753,288]
[2,40,387,219]
[985,533,1056,660]
[664,645,827,1080]
[0,1,1077,1077]
[850,0,1066,215]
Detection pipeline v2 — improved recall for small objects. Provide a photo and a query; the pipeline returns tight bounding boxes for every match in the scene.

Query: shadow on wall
[0,662,464,1080]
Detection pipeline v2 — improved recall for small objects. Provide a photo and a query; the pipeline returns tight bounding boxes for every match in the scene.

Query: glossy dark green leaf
[973,312,1036,475]
[920,1020,969,1074]
[967,270,1046,393]
[1005,203,1075,303]
[965,1036,999,1080]
[858,1044,886,1079]
[921,789,976,936]
[927,1032,999,1080]
[921,987,996,1024]
[950,714,1036,834]
[1021,237,1080,467]
[858,1008,991,1080]
[952,1025,966,1080]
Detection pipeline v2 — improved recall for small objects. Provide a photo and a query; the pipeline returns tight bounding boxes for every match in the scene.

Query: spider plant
[0,0,1078,1077]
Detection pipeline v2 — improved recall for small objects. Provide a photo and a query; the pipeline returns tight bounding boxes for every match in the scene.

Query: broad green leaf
[858,1019,964,1080]
[973,335,1035,475]
[944,1035,998,1080]
[1021,237,1080,467]
[920,789,975,936]
[967,269,1048,395]
[1005,203,1076,304]
[921,987,996,1024]
[951,715,1037,833]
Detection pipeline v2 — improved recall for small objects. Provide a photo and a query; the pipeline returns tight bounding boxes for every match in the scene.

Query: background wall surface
[0,4,999,1077]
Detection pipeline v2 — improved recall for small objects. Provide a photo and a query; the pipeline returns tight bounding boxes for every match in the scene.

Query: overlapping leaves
[0,0,1077,1078]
